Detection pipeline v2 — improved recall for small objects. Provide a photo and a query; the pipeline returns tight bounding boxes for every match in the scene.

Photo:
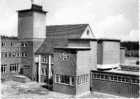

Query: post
[38,55,41,82]
[48,55,52,79]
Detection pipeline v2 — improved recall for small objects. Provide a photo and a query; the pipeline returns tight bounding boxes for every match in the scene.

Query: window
[1,42,5,47]
[56,74,60,83]
[62,53,69,61]
[9,52,12,57]
[10,64,19,72]
[55,74,74,86]
[41,56,48,63]
[132,79,139,84]
[17,52,20,57]
[92,73,109,80]
[87,30,90,35]
[21,52,27,57]
[118,76,122,81]
[1,64,7,73]
[105,75,109,79]
[1,52,8,58]
[110,75,118,81]
[21,42,27,47]
[11,42,14,46]
[41,67,48,76]
[61,75,70,84]
[12,52,16,57]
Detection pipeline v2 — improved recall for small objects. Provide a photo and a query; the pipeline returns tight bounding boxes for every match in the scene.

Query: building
[0,3,139,97]
[1,36,21,80]
[91,69,139,97]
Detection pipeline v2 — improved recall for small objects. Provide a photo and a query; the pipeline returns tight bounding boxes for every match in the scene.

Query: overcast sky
[0,0,139,41]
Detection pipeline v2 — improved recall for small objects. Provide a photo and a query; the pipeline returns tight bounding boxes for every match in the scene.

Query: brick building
[0,3,139,97]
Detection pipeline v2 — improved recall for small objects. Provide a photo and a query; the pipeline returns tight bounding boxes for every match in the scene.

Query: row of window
[10,64,19,72]
[55,74,75,86]
[1,42,28,47]
[1,52,27,58]
[59,53,70,61]
[1,64,19,73]
[77,74,89,85]
[41,55,54,64]
[92,73,139,84]
[55,74,89,86]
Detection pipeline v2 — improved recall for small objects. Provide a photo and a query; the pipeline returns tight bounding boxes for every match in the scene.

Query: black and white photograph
[0,0,139,98]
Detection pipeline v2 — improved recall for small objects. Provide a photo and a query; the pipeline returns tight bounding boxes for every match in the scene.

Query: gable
[80,25,95,39]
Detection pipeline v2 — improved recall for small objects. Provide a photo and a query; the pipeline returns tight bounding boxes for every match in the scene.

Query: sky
[0,0,139,41]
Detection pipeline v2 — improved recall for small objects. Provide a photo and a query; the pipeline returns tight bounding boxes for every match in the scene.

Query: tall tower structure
[17,1,47,79]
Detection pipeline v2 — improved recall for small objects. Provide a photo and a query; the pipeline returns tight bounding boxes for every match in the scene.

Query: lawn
[1,80,124,99]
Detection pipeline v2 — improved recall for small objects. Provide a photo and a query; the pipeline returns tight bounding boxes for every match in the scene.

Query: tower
[18,4,47,39]
[17,2,47,79]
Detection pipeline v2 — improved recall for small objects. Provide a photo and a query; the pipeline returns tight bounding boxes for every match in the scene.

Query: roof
[46,24,89,39]
[36,24,93,54]
[92,69,139,76]
[18,4,47,13]
[0,35,18,40]
[97,38,120,42]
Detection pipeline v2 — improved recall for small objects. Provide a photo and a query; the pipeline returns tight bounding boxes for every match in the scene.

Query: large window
[55,74,74,86]
[1,64,7,73]
[10,64,19,72]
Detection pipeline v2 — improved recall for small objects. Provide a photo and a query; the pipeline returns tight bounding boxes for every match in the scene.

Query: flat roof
[105,69,139,76]
[18,4,47,13]
[92,69,139,76]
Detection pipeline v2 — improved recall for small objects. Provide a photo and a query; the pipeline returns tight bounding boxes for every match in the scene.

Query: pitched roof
[46,24,88,39]
[36,24,90,54]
